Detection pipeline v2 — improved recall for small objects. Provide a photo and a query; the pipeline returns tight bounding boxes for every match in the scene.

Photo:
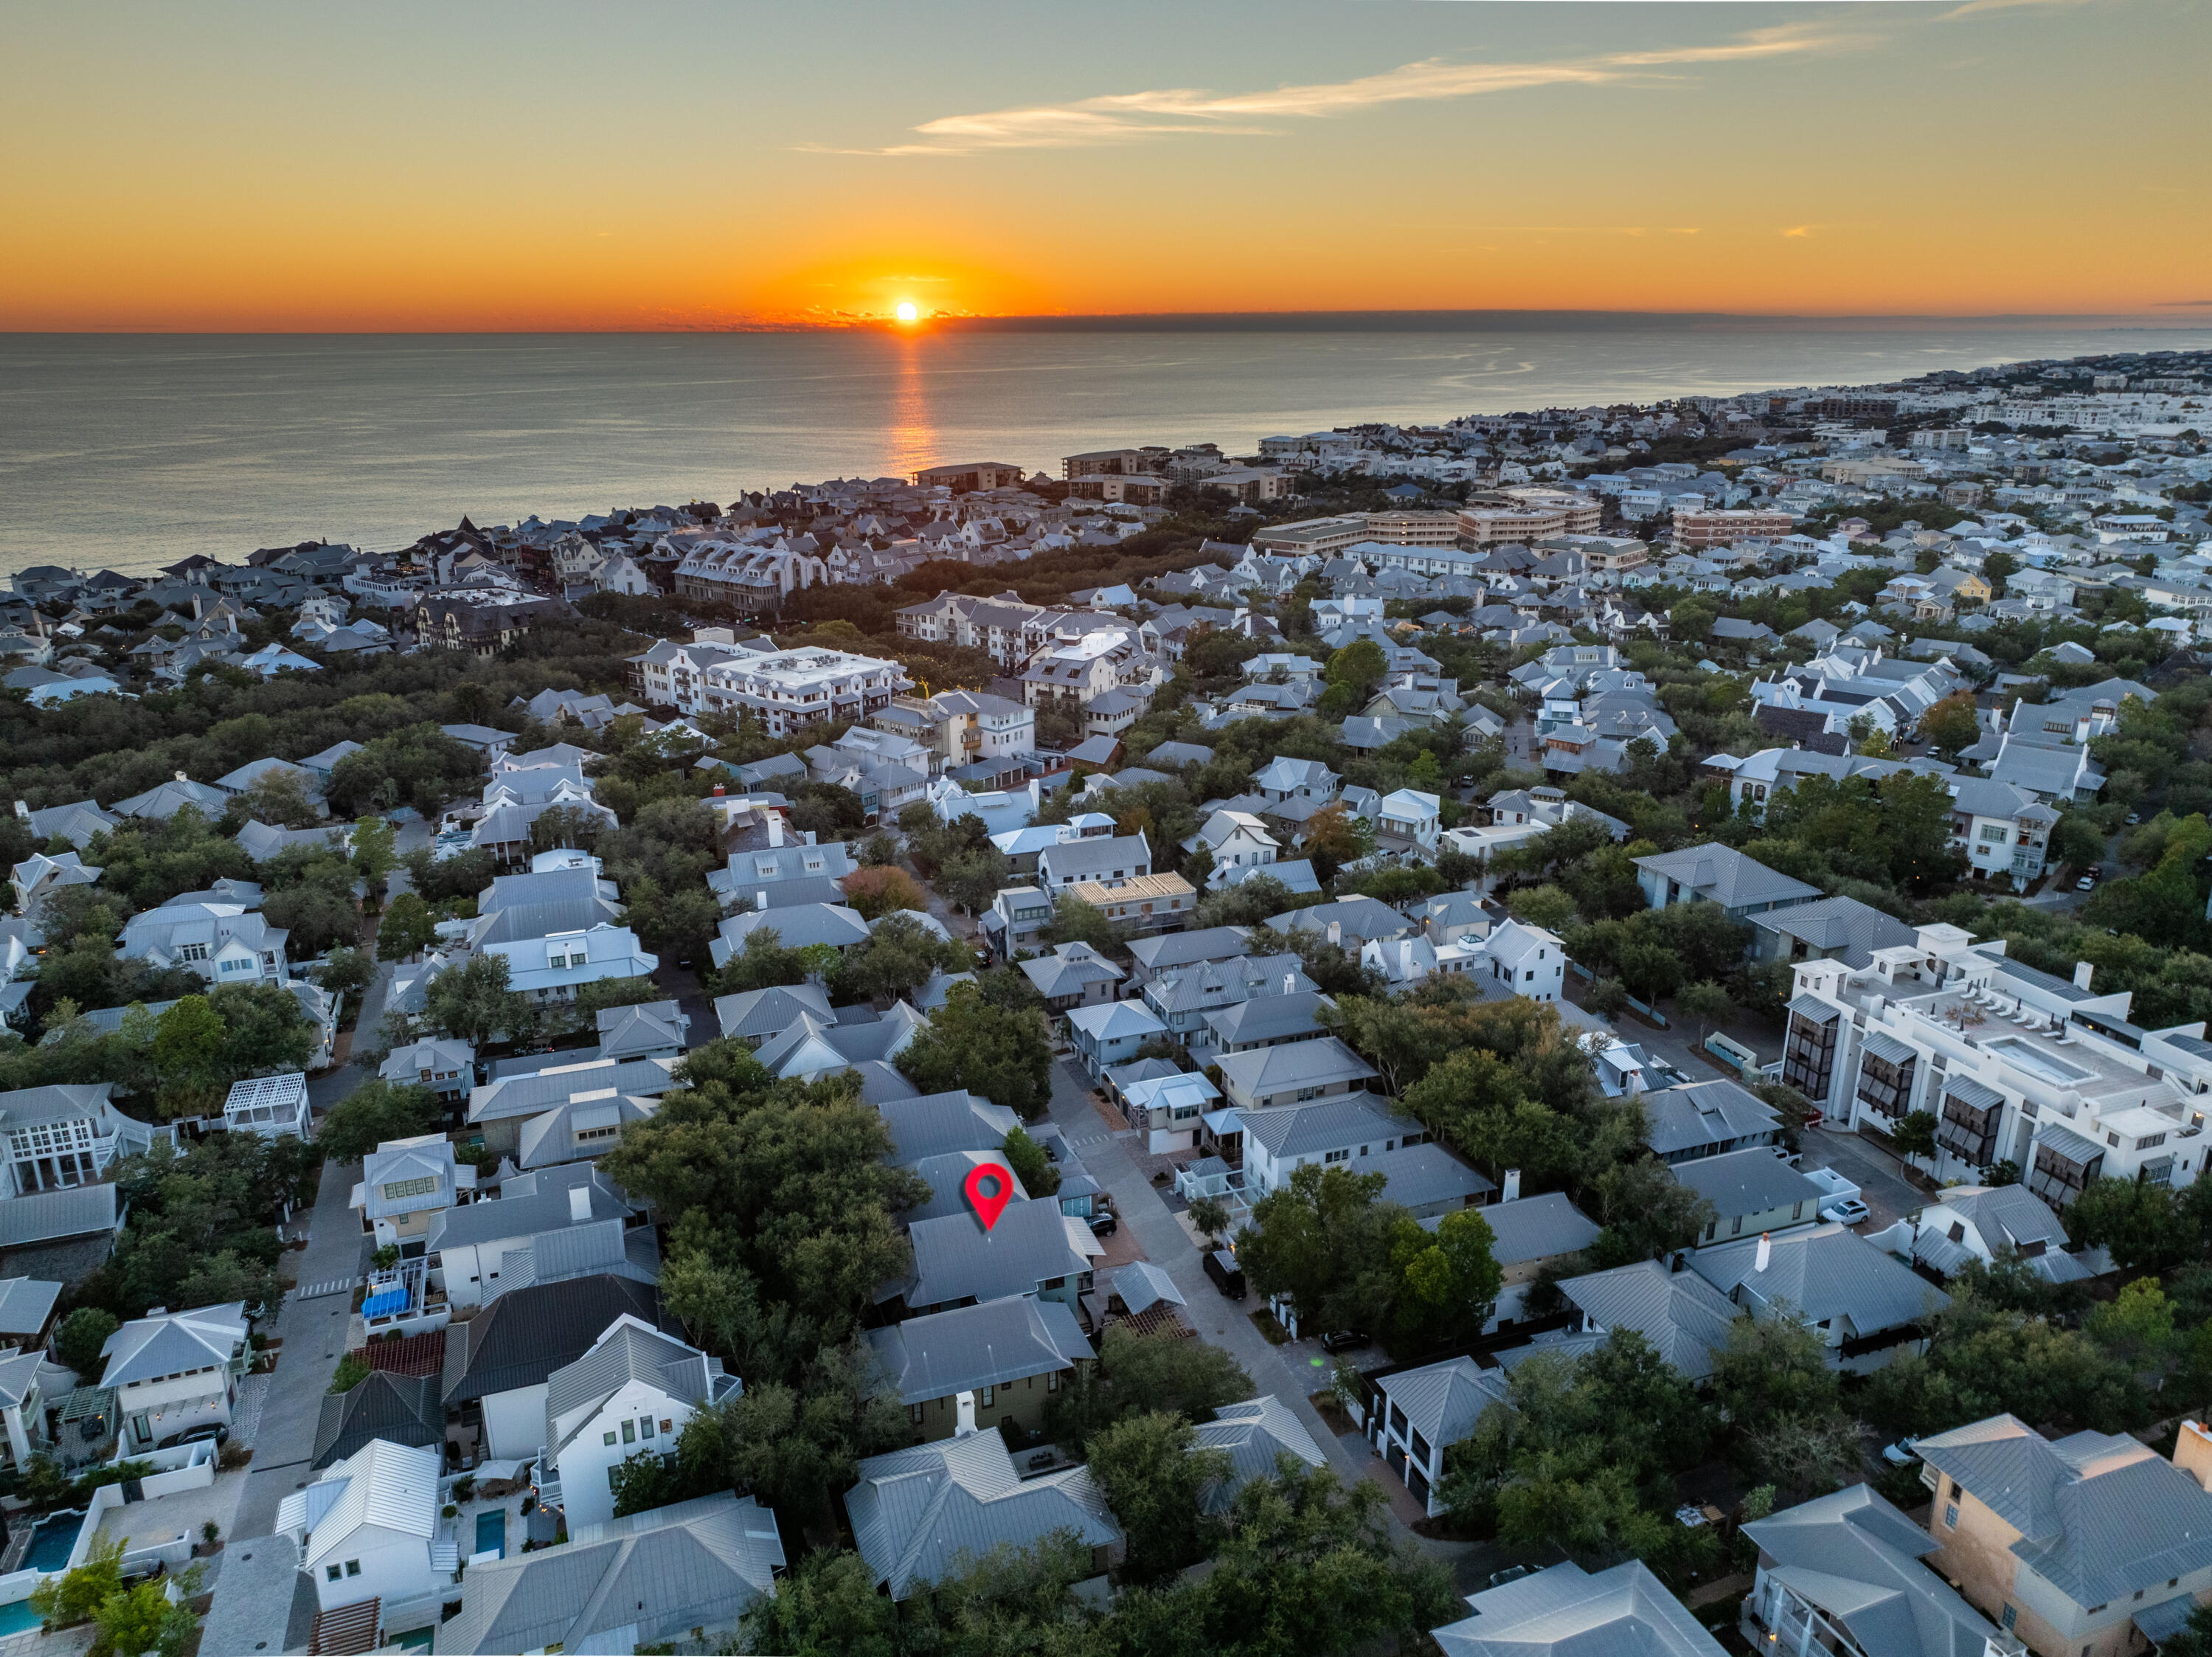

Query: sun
[894,300,919,323]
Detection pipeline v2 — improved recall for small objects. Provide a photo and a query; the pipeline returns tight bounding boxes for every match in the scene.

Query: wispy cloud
[2154,299,2212,308]
[808,24,1848,156]
[1940,0,2098,20]
[1781,225,1820,238]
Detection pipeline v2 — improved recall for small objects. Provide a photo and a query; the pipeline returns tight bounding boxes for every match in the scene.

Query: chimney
[804,831,817,846]
[11,800,26,822]
[174,770,188,783]
[2176,1420,2212,1492]
[1502,1169,1522,1203]
[712,783,725,798]
[767,814,783,848]
[569,1183,592,1225]
[1755,1233,1772,1273]
[2073,961,2094,992]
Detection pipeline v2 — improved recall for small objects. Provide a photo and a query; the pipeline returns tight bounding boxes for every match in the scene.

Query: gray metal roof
[1632,842,1822,910]
[1752,895,1918,969]
[899,1150,1032,1227]
[1237,1094,1405,1160]
[0,1181,122,1248]
[1203,990,1334,1048]
[847,1431,1121,1599]
[863,1294,1092,1404]
[1217,1037,1378,1101]
[1914,1414,2212,1608]
[1559,1261,1741,1382]
[899,1200,1102,1311]
[1670,1148,1825,1219]
[1933,1184,2069,1251]
[468,1056,679,1123]
[1743,1484,1997,1657]
[437,1492,784,1655]
[545,1320,715,1450]
[1434,1560,1729,1657]
[426,1167,631,1251]
[1642,1080,1781,1160]
[1691,1222,1949,1334]
[1376,1143,1497,1209]
[442,1275,670,1405]
[1193,1394,1328,1514]
[1376,1355,1511,1450]
[878,1090,1019,1166]
[312,1369,441,1469]
[1127,925,1252,972]
[713,983,834,1043]
[1468,1193,1602,1265]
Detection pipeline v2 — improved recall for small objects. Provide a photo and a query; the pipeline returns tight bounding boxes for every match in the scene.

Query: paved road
[1039,1055,1480,1577]
[1799,1126,1927,1233]
[206,1155,371,1653]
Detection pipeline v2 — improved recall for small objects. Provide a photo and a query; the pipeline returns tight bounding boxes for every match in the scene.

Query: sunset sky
[3,0,2205,331]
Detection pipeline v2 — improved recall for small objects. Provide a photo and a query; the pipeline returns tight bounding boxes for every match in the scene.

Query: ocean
[4,322,2209,576]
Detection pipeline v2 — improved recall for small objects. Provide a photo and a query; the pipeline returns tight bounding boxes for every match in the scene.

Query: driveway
[1041,1057,1477,1574]
[1800,1126,1927,1232]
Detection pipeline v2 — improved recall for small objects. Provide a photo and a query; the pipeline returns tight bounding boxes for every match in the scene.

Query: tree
[1710,1312,1842,1439]
[229,770,322,830]
[1584,977,1631,1020]
[420,952,529,1046]
[1001,1125,1061,1200]
[2067,1177,2199,1276]
[1389,1206,1504,1353]
[1087,1411,1233,1582]
[896,982,1053,1119]
[317,1079,438,1162]
[1674,979,1733,1046]
[836,913,970,1005]
[1921,692,1982,758]
[937,846,1011,916]
[699,1356,907,1532]
[55,1307,119,1377]
[1047,1325,1254,1454]
[1301,802,1373,884]
[313,945,374,1000]
[1189,1196,1231,1245]
[30,1537,123,1629]
[741,1548,901,1657]
[1868,1290,2139,1436]
[715,927,812,994]
[1044,892,1123,953]
[2085,1276,2178,1381]
[840,865,928,921]
[1505,884,1578,933]
[150,995,226,1118]
[94,1577,196,1657]
[1236,1163,1403,1336]
[351,814,398,896]
[376,891,437,961]
[1892,1110,1938,1168]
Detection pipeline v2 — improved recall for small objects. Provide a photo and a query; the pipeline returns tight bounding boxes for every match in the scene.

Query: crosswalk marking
[292,1279,355,1301]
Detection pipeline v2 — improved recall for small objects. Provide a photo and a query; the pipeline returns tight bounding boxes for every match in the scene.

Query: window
[1946,1504,1960,1528]
[327,1565,343,1582]
[2000,1605,2016,1630]
[344,1560,361,1577]
[1979,824,2009,843]
[639,1416,653,1439]
[1323,1148,1349,1164]
[977,1385,995,1408]
[381,1177,439,1200]
[180,943,209,963]
[909,1403,925,1425]
[603,1430,618,1447]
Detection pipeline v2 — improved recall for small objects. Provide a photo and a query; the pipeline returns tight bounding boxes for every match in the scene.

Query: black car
[1088,1212,1117,1237]
[1203,1248,1247,1301]
[1320,1329,1370,1354]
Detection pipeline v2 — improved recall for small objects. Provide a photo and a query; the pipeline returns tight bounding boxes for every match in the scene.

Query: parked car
[1882,1436,1921,1467]
[1320,1329,1370,1354]
[1088,1212,1117,1238]
[1203,1248,1247,1301]
[2126,812,2141,826]
[1488,1565,1536,1589]
[1823,1197,1871,1225]
[165,1422,229,1450]
[2076,874,2097,891]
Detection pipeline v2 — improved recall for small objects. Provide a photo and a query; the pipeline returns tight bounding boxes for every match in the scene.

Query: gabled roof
[1475,1193,1602,1266]
[899,1199,1102,1310]
[1750,895,1917,970]
[1643,1079,1782,1160]
[1217,1037,1377,1101]
[864,1294,1093,1403]
[313,1371,443,1469]
[442,1275,670,1405]
[1931,1183,2070,1253]
[878,1090,1019,1165]
[1127,926,1252,972]
[277,1437,441,1570]
[1376,1355,1512,1450]
[847,1431,1121,1599]
[712,982,834,1044]
[546,1318,717,1453]
[0,1276,62,1338]
[1632,842,1823,910]
[1671,1147,1825,1219]
[437,1492,784,1656]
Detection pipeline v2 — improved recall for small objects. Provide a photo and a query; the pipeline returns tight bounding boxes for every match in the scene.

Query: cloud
[2154,299,2212,308]
[1781,225,1820,238]
[816,24,1847,156]
[1940,0,2098,18]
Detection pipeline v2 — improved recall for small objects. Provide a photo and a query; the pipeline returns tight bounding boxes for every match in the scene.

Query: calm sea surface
[4,325,2210,575]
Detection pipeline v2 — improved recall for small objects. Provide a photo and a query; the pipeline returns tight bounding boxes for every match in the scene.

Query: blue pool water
[0,1599,41,1636]
[474,1509,506,1559]
[24,1512,82,1573]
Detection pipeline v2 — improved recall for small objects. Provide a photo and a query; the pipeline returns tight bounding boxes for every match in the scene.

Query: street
[1040,1054,1487,1582]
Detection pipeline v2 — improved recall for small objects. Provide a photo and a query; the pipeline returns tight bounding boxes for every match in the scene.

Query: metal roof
[1671,1148,1826,1218]
[1217,1037,1378,1100]
[1193,1395,1328,1514]
[0,1181,122,1248]
[1743,1484,1997,1657]
[899,1200,1102,1311]
[442,1275,669,1405]
[863,1294,1092,1404]
[1691,1222,1949,1334]
[1377,1355,1512,1450]
[1434,1560,1729,1657]
[1559,1261,1740,1382]
[1631,842,1823,910]
[1915,1414,2212,1608]
[312,1371,443,1468]
[1469,1193,1603,1265]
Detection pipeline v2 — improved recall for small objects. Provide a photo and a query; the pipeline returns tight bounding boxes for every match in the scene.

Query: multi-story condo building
[1780,924,2212,1198]
[696,646,909,738]
[1457,490,1603,547]
[625,629,755,715]
[1671,508,1797,548]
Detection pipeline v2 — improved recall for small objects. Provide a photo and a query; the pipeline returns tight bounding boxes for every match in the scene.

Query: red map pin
[963,1161,1016,1231]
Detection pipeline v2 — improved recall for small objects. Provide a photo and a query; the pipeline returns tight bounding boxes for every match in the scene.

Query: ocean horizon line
[7,308,2212,339]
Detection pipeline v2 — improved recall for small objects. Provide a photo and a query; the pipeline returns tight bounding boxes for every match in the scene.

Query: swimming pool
[24,1512,83,1574]
[0,1599,42,1636]
[474,1509,506,1560]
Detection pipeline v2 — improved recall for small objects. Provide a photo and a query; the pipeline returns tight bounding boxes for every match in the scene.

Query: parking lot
[1799,1125,1929,1233]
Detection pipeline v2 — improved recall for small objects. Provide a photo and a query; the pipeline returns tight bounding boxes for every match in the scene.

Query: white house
[539,1316,741,1531]
[1375,789,1442,857]
[483,924,659,1003]
[1483,919,1566,1004]
[100,1301,251,1452]
[222,1071,311,1138]
[1181,809,1280,873]
[277,1438,456,1639]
